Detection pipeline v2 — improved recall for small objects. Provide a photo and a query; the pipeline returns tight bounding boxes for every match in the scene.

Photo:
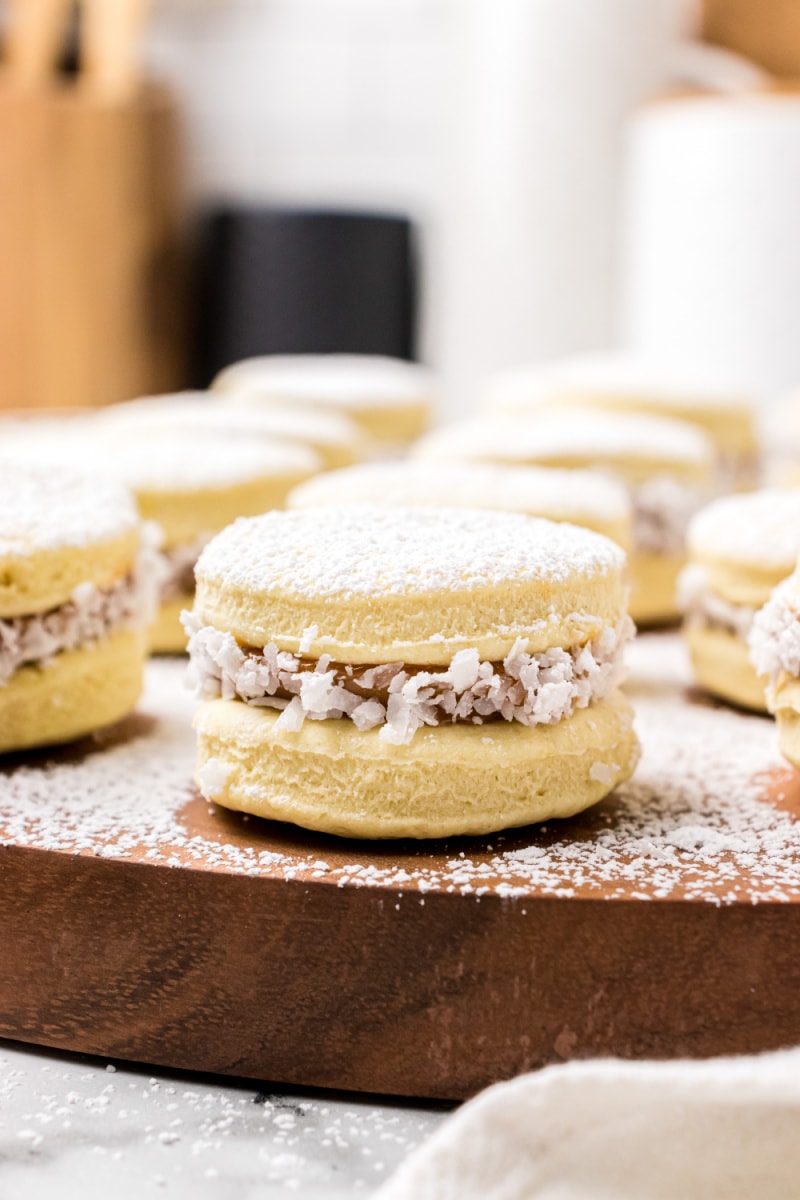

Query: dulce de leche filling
[183,611,633,745]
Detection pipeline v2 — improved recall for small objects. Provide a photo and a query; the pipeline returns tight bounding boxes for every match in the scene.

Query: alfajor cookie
[484,352,758,490]
[2,423,319,654]
[98,391,370,470]
[749,563,800,768]
[413,410,715,625]
[184,506,639,839]
[680,489,800,711]
[0,462,156,754]
[212,354,433,446]
[287,460,632,549]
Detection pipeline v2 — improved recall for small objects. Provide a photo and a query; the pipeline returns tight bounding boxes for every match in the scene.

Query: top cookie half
[192,506,627,665]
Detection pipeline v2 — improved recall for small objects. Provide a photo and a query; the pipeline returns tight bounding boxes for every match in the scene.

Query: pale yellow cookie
[287,460,632,550]
[212,354,433,445]
[1,423,320,654]
[484,352,757,489]
[413,410,715,625]
[0,463,153,753]
[185,506,639,838]
[681,489,800,711]
[100,391,370,470]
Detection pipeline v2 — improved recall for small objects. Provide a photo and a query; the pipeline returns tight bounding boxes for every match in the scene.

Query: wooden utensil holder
[0,76,186,410]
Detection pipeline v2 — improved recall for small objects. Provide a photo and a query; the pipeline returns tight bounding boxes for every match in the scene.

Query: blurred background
[1,0,798,420]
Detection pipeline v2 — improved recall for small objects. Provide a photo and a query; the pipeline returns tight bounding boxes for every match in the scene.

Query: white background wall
[145,0,447,216]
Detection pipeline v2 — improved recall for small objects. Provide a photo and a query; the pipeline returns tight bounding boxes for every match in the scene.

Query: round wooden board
[1,634,800,1101]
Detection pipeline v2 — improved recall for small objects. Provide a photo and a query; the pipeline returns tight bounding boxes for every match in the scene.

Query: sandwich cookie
[2,425,320,653]
[99,391,369,470]
[287,460,632,549]
[749,561,800,768]
[484,352,757,490]
[0,463,157,754]
[680,489,800,711]
[184,506,639,839]
[212,354,433,446]
[413,411,715,625]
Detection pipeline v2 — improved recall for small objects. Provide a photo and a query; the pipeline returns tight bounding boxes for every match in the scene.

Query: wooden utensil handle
[80,0,152,102]
[4,0,73,86]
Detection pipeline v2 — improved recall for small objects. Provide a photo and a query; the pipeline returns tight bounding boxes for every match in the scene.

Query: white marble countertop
[0,1041,448,1198]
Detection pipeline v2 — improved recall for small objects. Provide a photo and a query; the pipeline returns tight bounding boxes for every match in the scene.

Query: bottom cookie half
[193,690,639,839]
[685,624,768,713]
[0,629,145,755]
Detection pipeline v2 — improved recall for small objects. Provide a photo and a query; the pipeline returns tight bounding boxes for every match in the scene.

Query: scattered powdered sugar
[1,635,799,906]
[412,410,714,472]
[194,507,625,600]
[214,353,434,409]
[0,1047,441,1192]
[287,461,631,527]
[678,564,755,640]
[687,489,800,569]
[0,461,139,557]
[183,612,633,745]
[749,580,800,688]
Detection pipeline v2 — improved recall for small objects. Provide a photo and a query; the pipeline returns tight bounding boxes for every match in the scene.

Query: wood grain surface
[1,638,799,1100]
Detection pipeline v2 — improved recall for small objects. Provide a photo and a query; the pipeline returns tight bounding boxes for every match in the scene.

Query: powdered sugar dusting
[1,637,799,907]
[288,461,630,525]
[688,489,800,570]
[0,461,138,557]
[100,392,366,458]
[215,353,434,409]
[195,507,625,600]
[1,426,319,492]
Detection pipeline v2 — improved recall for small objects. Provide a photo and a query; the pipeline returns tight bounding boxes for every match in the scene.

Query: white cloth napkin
[377,1049,800,1199]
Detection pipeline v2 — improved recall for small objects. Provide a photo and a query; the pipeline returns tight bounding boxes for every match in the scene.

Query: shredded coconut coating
[214,354,434,409]
[287,461,631,526]
[0,543,161,686]
[195,507,626,601]
[632,477,706,555]
[183,612,633,744]
[0,461,139,558]
[678,565,755,640]
[687,489,800,571]
[749,582,800,687]
[412,411,714,471]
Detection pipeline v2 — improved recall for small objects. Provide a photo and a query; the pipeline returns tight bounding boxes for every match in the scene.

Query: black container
[192,206,417,386]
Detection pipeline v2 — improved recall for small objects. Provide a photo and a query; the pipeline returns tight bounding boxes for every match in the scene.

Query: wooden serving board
[2,634,800,1101]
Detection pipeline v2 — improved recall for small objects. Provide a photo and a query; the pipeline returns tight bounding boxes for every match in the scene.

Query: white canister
[621,92,800,400]
[432,0,693,418]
